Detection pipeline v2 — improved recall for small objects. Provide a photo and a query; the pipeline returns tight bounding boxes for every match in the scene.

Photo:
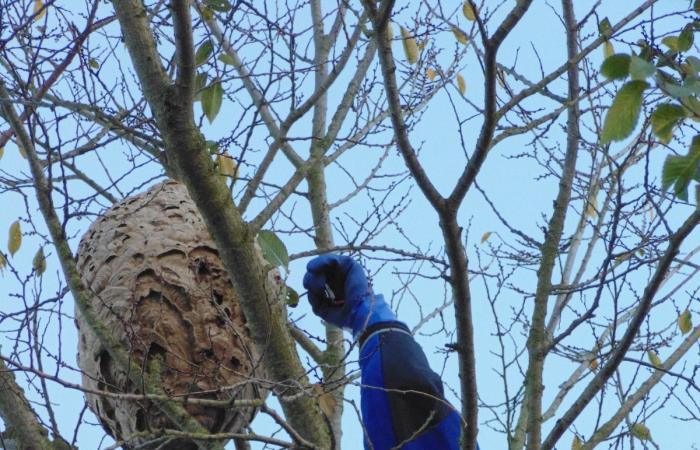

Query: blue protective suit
[304,254,464,450]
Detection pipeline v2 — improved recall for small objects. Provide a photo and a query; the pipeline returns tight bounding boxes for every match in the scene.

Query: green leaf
[647,350,662,368]
[8,220,21,257]
[218,53,235,65]
[662,36,680,53]
[662,76,700,98]
[204,0,231,12]
[194,72,208,102]
[201,79,223,123]
[598,18,613,38]
[32,247,46,276]
[257,230,289,270]
[195,40,214,66]
[662,135,700,201]
[601,80,648,144]
[678,309,693,334]
[88,58,99,69]
[629,55,656,80]
[286,286,300,307]
[630,423,651,441]
[651,103,685,144]
[679,25,695,52]
[206,140,219,154]
[600,54,630,80]
[686,56,700,74]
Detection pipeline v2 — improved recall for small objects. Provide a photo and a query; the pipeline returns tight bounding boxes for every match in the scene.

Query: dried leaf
[32,247,46,276]
[647,350,661,368]
[678,309,692,335]
[462,2,477,21]
[603,41,614,59]
[216,153,238,179]
[0,146,4,160]
[588,358,599,371]
[426,68,437,80]
[480,231,492,243]
[312,384,337,417]
[8,220,21,257]
[452,27,469,45]
[585,196,598,218]
[457,73,466,95]
[34,0,46,21]
[400,27,419,65]
[571,435,583,450]
[630,423,651,441]
[497,67,506,88]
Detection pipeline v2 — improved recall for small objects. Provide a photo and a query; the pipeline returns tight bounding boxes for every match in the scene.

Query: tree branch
[541,209,700,450]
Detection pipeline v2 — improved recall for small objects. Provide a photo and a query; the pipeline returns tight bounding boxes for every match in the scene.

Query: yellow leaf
[0,252,6,274]
[33,0,46,21]
[603,41,614,59]
[462,2,477,21]
[480,231,492,243]
[216,153,238,178]
[400,27,419,65]
[8,220,21,257]
[312,384,337,417]
[32,247,46,276]
[588,358,598,371]
[452,27,469,45]
[456,73,466,95]
[386,23,394,41]
[497,67,506,88]
[426,68,437,80]
[418,40,427,53]
[678,309,692,335]
[0,146,4,160]
[630,423,651,441]
[571,436,583,450]
[585,196,598,218]
[88,58,99,69]
[647,350,661,368]
[613,251,632,266]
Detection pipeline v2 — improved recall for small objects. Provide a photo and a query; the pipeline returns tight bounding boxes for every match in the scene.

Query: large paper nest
[75,180,272,448]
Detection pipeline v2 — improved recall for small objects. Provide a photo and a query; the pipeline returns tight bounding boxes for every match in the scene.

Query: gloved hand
[303,254,396,337]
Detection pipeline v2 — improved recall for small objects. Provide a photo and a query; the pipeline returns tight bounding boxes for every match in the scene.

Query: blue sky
[1,1,699,449]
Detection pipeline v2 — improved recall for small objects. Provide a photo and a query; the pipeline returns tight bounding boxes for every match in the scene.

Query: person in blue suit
[303,254,464,450]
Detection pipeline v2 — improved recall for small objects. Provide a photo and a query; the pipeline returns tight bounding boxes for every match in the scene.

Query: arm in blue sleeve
[358,321,463,450]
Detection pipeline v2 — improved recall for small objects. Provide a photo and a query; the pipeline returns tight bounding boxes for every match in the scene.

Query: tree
[0,1,698,449]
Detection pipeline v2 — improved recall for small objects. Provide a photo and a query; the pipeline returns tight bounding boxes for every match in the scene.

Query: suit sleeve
[358,322,462,450]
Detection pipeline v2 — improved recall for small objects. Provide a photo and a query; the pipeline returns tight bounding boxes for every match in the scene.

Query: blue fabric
[359,326,462,450]
[303,254,467,449]
[303,254,396,336]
